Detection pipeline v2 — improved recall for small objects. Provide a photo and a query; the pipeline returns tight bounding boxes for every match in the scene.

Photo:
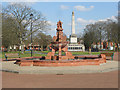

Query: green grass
[2,51,48,59]
[100,49,120,52]
[20,53,47,58]
[71,51,101,55]
[2,50,116,59]
[55,51,101,55]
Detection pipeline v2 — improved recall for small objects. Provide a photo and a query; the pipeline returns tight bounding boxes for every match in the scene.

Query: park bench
[101,52,114,60]
[5,53,20,61]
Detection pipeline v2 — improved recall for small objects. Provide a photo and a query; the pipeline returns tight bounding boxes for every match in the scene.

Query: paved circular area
[1,60,119,74]
[2,71,118,88]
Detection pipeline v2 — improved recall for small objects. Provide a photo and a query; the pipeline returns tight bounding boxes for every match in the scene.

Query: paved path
[2,71,118,88]
[2,56,119,88]
[1,60,119,74]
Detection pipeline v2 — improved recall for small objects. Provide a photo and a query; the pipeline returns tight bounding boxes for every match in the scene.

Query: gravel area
[1,60,119,74]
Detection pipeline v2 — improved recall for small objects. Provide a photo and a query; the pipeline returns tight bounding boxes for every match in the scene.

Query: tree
[83,24,100,49]
[93,21,106,50]
[2,13,20,51]
[29,32,52,51]
[82,16,118,51]
[3,3,50,53]
[105,19,119,50]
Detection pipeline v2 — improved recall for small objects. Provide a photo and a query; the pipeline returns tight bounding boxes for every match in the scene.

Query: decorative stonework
[15,54,106,66]
[46,20,74,60]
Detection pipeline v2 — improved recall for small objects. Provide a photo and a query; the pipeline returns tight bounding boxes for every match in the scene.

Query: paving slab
[1,60,119,74]
[2,71,118,88]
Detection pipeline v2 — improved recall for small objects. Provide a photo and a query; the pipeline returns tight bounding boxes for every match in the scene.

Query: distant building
[92,40,120,50]
[1,44,48,51]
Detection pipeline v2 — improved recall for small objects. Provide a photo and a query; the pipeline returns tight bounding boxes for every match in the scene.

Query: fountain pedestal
[46,20,74,60]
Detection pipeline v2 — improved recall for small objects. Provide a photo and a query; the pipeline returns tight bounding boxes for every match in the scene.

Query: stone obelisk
[68,11,85,52]
[72,11,75,35]
[70,11,77,44]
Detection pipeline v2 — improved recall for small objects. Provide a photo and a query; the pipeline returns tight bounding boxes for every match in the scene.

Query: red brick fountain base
[15,54,106,66]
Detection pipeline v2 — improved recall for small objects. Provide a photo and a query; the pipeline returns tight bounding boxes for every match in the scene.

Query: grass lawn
[71,52,101,55]
[2,51,48,59]
[2,50,115,59]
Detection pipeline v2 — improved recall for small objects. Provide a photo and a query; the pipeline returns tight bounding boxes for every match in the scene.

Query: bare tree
[104,19,119,50]
[33,32,52,51]
[3,3,50,53]
[2,13,20,51]
[83,16,118,51]
[83,24,100,49]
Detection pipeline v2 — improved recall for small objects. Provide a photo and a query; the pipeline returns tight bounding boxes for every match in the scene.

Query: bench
[101,52,114,60]
[5,53,20,61]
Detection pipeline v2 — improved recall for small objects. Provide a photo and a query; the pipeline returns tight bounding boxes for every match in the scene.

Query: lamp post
[100,26,102,50]
[98,24,103,51]
[30,13,33,57]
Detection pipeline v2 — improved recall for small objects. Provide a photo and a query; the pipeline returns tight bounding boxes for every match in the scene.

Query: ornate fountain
[46,20,74,60]
[15,20,106,66]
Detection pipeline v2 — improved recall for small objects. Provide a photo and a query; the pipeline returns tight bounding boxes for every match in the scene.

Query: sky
[1,1,118,37]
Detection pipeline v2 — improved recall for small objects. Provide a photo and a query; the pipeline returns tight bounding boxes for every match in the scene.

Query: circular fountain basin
[15,54,106,66]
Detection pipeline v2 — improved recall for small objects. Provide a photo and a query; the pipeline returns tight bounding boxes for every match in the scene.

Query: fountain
[15,20,106,66]
[46,20,74,60]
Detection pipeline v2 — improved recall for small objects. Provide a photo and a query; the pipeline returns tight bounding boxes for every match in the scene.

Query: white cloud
[77,16,117,26]
[7,1,39,6]
[98,18,108,22]
[77,18,96,25]
[74,5,94,11]
[60,5,69,10]
[47,21,56,26]
[111,16,116,20]
[51,28,56,31]
[98,16,117,22]
[47,21,56,36]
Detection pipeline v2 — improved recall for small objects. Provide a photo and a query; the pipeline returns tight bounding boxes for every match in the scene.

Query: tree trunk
[41,45,43,51]
[7,46,10,52]
[47,45,49,51]
[113,43,115,51]
[21,40,24,54]
[116,43,119,51]
[11,45,14,52]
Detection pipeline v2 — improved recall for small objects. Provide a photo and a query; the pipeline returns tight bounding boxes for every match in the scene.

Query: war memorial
[68,11,85,52]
